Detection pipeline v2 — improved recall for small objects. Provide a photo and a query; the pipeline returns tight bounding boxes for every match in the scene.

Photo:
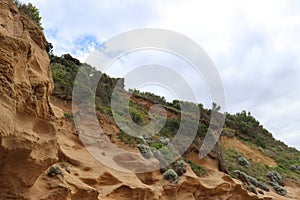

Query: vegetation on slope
[13,0,43,30]
[224,111,300,182]
[50,53,300,196]
[50,54,124,114]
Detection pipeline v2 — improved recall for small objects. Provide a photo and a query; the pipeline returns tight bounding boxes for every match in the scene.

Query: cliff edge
[0,0,57,199]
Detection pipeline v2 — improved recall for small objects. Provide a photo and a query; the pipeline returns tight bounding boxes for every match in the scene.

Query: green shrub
[131,89,167,105]
[238,156,250,168]
[13,0,43,30]
[173,160,186,176]
[163,169,179,183]
[257,181,270,192]
[197,123,208,138]
[137,144,153,159]
[64,113,73,119]
[151,142,163,150]
[130,108,143,124]
[47,165,62,178]
[290,164,300,171]
[159,118,180,138]
[159,137,170,146]
[269,181,287,196]
[246,185,257,195]
[222,128,236,138]
[233,170,258,187]
[117,131,143,145]
[159,145,180,164]
[185,159,207,176]
[267,171,283,186]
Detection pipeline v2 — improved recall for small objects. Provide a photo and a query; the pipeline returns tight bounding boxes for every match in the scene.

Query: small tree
[212,102,221,111]
[13,0,43,30]
[46,42,53,55]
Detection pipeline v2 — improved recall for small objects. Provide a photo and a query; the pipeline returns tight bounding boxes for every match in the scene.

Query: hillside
[0,0,300,199]
[49,52,300,199]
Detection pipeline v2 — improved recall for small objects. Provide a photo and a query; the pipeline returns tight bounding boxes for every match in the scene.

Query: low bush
[137,144,153,159]
[185,159,207,176]
[151,142,163,150]
[290,164,300,171]
[118,131,144,145]
[130,108,143,124]
[234,170,258,186]
[257,181,270,192]
[163,169,179,183]
[267,171,283,186]
[47,165,62,178]
[238,156,250,168]
[13,0,43,30]
[247,185,257,195]
[173,160,186,176]
[269,181,287,196]
[64,113,73,119]
[159,137,170,146]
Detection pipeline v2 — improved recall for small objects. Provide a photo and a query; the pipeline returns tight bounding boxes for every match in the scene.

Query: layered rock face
[0,0,57,199]
[1,1,299,199]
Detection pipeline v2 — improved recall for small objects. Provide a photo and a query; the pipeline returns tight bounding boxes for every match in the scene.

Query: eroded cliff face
[0,0,57,199]
[1,1,299,200]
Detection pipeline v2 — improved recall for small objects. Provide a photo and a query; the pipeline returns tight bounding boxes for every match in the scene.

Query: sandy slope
[186,152,300,200]
[220,137,277,167]
[220,137,300,199]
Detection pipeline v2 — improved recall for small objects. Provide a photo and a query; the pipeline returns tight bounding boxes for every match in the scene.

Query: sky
[20,0,300,149]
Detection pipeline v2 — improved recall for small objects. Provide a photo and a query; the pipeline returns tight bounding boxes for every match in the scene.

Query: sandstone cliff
[0,0,57,199]
[0,1,299,199]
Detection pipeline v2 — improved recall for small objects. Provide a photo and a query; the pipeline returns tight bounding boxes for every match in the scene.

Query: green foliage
[131,89,167,105]
[234,170,271,194]
[159,118,180,138]
[163,169,179,183]
[159,137,170,146]
[223,110,300,182]
[185,159,207,176]
[267,171,283,186]
[47,165,62,178]
[129,108,143,124]
[159,145,180,164]
[13,0,43,30]
[64,112,73,119]
[117,131,144,145]
[137,144,153,159]
[290,164,300,172]
[222,127,236,138]
[257,181,270,192]
[47,43,300,187]
[173,159,186,176]
[238,156,250,168]
[222,147,269,181]
[212,102,221,111]
[50,54,124,111]
[269,181,287,196]
[172,100,180,110]
[151,142,163,150]
[46,42,53,55]
[196,123,208,139]
[246,185,257,195]
[50,56,79,100]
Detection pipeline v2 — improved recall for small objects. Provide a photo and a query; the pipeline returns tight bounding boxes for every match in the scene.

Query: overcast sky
[21,0,300,149]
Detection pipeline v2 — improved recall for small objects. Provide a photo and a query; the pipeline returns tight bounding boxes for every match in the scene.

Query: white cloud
[20,0,300,149]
